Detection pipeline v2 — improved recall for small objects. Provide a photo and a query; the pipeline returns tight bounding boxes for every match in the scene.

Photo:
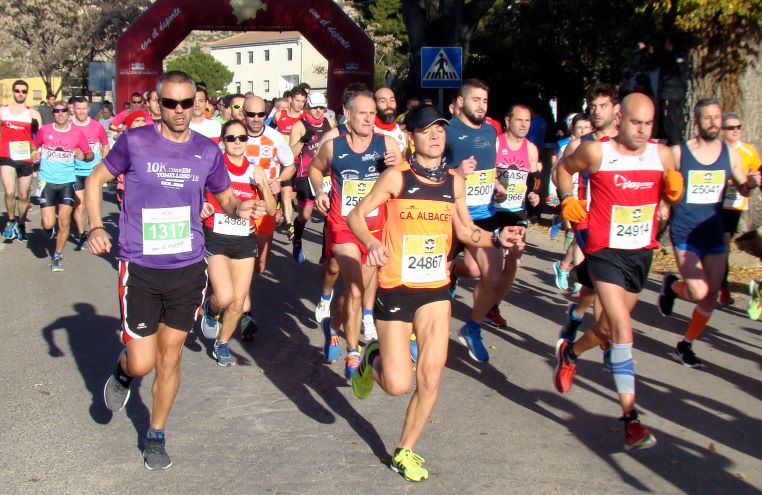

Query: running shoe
[621,414,656,451]
[485,305,507,327]
[292,241,305,263]
[448,273,459,300]
[200,299,221,339]
[2,220,18,240]
[389,448,428,482]
[553,339,577,393]
[352,340,378,399]
[213,340,237,367]
[748,280,761,320]
[549,214,563,239]
[558,303,582,342]
[670,341,705,368]
[570,283,582,298]
[240,313,258,341]
[410,333,418,363]
[458,323,489,362]
[51,255,63,272]
[719,287,734,305]
[103,352,131,412]
[564,230,574,250]
[315,292,333,323]
[286,223,295,242]
[345,349,361,379]
[16,224,27,242]
[361,314,378,341]
[553,261,570,290]
[74,231,88,251]
[143,431,172,470]
[321,318,340,363]
[658,273,679,316]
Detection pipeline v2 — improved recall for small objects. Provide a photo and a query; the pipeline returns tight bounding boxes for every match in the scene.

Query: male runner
[289,91,335,263]
[32,101,94,270]
[1,80,42,241]
[348,105,523,481]
[373,87,408,153]
[275,86,307,237]
[309,90,400,378]
[85,71,265,469]
[228,93,246,122]
[188,86,222,143]
[109,92,147,132]
[658,98,759,368]
[444,79,502,362]
[71,96,109,250]
[554,92,684,450]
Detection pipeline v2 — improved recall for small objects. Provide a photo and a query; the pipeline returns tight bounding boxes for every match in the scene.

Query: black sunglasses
[223,134,249,143]
[14,89,28,94]
[161,97,194,110]
[722,125,742,131]
[244,111,267,118]
[52,108,68,114]
[311,106,327,110]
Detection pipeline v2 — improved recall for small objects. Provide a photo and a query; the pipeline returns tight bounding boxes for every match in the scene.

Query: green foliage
[165,47,234,96]
[353,0,409,86]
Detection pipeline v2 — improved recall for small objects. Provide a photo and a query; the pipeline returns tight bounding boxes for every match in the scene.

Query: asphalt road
[1,192,760,494]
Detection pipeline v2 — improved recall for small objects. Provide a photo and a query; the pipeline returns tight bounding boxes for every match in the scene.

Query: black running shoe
[658,273,679,316]
[670,341,705,368]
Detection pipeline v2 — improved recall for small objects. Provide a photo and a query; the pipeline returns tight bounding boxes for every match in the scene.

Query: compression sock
[293,217,307,243]
[610,343,635,395]
[683,306,712,343]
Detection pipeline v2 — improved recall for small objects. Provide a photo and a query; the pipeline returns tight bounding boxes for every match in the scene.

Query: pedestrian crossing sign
[421,47,462,89]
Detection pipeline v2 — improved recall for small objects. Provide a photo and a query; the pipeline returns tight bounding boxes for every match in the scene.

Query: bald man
[554,93,684,451]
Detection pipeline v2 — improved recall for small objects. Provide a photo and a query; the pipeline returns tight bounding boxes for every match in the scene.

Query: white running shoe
[315,291,333,323]
[362,314,378,341]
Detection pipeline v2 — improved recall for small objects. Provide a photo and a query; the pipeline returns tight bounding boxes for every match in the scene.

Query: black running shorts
[38,181,75,207]
[575,248,653,294]
[117,259,208,343]
[0,157,34,177]
[294,176,316,203]
[375,286,450,323]
[204,228,258,260]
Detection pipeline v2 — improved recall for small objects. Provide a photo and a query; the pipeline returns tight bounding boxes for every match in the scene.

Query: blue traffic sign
[421,47,462,89]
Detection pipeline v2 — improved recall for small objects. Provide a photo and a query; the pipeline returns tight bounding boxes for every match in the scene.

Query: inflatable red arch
[116,0,374,109]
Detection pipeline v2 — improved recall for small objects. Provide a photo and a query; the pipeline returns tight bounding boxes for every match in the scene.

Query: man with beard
[373,87,407,153]
[1,79,42,241]
[658,98,759,368]
[188,86,222,143]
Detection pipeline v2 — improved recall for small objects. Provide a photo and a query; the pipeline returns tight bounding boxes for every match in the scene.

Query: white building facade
[209,31,328,97]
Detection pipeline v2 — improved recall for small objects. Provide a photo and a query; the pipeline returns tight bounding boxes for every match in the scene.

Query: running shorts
[38,181,75,207]
[325,221,381,264]
[575,248,653,294]
[204,228,258,260]
[294,176,315,205]
[0,157,34,177]
[375,286,450,323]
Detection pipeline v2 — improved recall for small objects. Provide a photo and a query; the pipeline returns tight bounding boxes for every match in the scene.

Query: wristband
[560,192,573,201]
[492,228,502,248]
[90,226,106,233]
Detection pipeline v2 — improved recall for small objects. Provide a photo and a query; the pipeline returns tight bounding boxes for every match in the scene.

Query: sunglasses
[723,125,742,131]
[230,103,244,110]
[131,100,143,104]
[244,110,267,118]
[52,108,69,114]
[311,106,327,110]
[223,134,249,143]
[161,97,194,110]
[14,89,28,94]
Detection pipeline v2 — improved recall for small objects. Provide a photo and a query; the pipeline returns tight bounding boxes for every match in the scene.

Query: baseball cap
[406,105,449,130]
[307,91,327,108]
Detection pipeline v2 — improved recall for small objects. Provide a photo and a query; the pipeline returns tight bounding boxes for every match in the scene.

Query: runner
[719,112,761,304]
[288,91,335,263]
[373,87,408,154]
[309,89,401,378]
[188,86,222,143]
[228,93,246,122]
[109,92,147,132]
[348,105,523,481]
[145,89,161,123]
[31,101,93,270]
[658,98,759,368]
[199,119,276,365]
[71,96,109,251]
[554,92,684,450]
[85,71,266,469]
[275,86,307,239]
[1,79,42,241]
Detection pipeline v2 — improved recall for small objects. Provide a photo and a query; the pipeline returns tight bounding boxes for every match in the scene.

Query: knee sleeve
[610,342,635,395]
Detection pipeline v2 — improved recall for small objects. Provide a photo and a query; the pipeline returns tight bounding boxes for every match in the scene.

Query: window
[287,48,293,61]
[248,51,253,63]
[264,80,270,93]
[235,82,241,93]
[236,52,241,65]
[264,50,270,61]
[247,81,253,93]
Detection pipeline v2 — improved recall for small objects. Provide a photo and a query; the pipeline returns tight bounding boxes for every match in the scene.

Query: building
[0,76,62,106]
[209,31,327,97]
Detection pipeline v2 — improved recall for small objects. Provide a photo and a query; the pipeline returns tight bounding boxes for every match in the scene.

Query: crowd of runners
[1,72,760,479]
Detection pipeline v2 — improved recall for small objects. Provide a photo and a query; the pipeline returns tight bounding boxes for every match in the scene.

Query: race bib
[401,234,447,284]
[9,141,31,160]
[212,212,249,236]
[142,206,192,255]
[609,204,656,249]
[495,169,529,210]
[722,184,746,210]
[687,170,725,204]
[465,169,495,206]
[341,179,378,217]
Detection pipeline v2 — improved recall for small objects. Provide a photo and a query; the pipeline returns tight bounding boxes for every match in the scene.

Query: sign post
[421,47,462,113]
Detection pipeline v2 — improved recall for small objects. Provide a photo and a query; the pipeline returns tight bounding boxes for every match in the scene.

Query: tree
[165,47,234,96]
[2,0,150,96]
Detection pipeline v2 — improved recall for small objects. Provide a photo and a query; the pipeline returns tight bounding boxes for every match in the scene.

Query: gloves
[561,196,587,223]
[663,169,684,203]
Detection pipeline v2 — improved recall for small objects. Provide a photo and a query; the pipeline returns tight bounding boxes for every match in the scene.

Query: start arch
[116,0,374,109]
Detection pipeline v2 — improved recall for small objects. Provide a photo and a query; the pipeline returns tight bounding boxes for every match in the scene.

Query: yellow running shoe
[352,340,378,399]
[389,448,428,482]
[748,280,761,321]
